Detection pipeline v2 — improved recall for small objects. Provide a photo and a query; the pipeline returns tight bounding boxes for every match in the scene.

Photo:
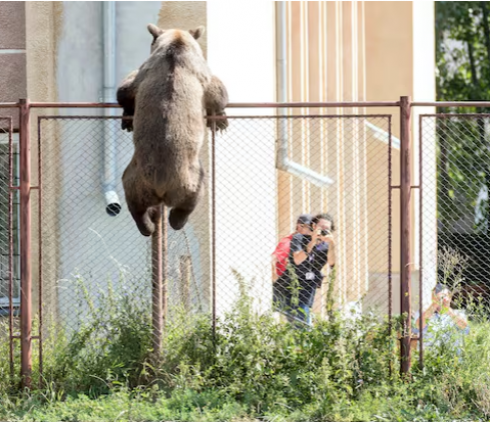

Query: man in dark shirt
[274,213,336,326]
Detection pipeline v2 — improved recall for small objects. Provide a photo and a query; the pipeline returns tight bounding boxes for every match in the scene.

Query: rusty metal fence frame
[4,96,486,388]
[415,103,490,372]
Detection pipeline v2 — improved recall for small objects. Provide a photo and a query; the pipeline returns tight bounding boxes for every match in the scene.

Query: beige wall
[158,2,207,59]
[364,1,436,315]
[280,1,379,311]
[25,1,63,326]
[279,1,435,315]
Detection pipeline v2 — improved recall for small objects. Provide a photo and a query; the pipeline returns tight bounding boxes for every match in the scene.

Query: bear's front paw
[121,113,134,132]
[121,119,134,132]
[206,112,228,133]
[215,114,229,132]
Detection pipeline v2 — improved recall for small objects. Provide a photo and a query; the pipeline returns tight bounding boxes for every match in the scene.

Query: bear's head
[147,24,205,56]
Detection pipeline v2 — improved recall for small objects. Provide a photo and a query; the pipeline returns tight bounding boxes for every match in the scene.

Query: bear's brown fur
[117,24,229,236]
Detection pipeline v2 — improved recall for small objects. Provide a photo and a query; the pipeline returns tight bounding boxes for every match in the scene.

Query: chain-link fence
[37,115,210,348]
[420,114,490,316]
[26,109,397,382]
[39,116,153,333]
[209,114,394,326]
[17,99,490,384]
[32,114,396,328]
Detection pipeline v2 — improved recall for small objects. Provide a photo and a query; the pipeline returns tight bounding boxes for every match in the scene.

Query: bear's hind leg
[123,160,160,236]
[168,167,205,231]
[147,205,163,227]
[168,196,198,231]
[128,205,157,237]
[125,188,159,236]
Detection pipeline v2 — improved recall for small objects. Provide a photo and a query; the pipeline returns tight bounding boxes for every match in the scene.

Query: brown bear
[117,24,229,236]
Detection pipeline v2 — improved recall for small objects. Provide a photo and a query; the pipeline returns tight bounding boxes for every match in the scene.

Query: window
[0,130,20,315]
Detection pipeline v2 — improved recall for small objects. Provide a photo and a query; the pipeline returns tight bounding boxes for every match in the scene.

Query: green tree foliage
[436,2,490,232]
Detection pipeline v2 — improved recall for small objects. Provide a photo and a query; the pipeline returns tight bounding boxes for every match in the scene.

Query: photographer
[275,213,336,326]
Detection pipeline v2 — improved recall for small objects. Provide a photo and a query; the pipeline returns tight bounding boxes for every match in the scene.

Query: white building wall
[412,1,437,313]
[207,2,277,316]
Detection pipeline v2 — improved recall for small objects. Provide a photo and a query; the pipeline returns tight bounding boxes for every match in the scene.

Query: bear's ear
[147,23,164,39]
[189,26,205,40]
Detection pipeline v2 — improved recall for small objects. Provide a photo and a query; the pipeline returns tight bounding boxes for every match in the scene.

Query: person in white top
[413,283,469,351]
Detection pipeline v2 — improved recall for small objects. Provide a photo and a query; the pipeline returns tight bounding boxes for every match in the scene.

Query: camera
[309,224,330,236]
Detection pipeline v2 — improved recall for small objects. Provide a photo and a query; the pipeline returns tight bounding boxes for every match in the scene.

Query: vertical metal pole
[211,116,217,336]
[400,96,412,375]
[8,117,14,379]
[418,114,424,369]
[162,206,168,329]
[180,255,191,310]
[388,115,393,378]
[151,206,163,357]
[37,118,43,385]
[19,98,32,389]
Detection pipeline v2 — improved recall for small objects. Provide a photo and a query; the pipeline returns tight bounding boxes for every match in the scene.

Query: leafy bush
[2,272,490,421]
[40,274,153,395]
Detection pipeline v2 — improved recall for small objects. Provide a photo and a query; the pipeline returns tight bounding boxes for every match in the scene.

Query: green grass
[0,273,489,421]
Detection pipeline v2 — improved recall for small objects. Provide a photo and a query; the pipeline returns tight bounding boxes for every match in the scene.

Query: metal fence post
[162,206,168,329]
[8,116,14,380]
[151,205,163,358]
[388,115,393,378]
[211,115,217,337]
[418,114,424,370]
[400,96,412,375]
[19,98,32,388]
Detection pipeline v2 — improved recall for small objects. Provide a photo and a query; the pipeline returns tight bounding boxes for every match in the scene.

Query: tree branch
[481,2,490,67]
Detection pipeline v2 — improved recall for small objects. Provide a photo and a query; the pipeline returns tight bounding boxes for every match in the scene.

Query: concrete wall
[25,1,63,324]
[0,1,26,129]
[36,2,152,327]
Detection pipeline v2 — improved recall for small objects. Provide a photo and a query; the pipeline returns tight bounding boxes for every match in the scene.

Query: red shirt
[272,234,294,277]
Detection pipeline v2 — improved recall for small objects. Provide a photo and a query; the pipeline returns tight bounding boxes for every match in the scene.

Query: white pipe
[276,1,288,169]
[275,1,334,187]
[365,121,401,149]
[102,1,121,216]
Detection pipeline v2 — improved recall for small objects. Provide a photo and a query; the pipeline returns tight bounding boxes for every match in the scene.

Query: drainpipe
[102,1,121,216]
[275,1,334,187]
